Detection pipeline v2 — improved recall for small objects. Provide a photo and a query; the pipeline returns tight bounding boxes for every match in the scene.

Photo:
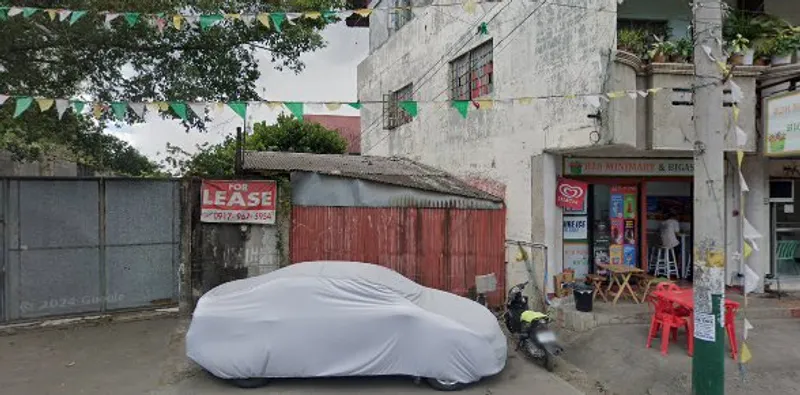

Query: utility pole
[692,1,726,394]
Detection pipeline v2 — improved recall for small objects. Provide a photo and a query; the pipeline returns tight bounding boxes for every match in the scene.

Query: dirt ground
[0,317,582,395]
[554,319,800,395]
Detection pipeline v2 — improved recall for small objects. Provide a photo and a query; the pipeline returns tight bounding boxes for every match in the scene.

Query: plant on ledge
[763,31,799,66]
[648,36,677,63]
[729,34,753,65]
[617,28,647,59]
[673,37,694,63]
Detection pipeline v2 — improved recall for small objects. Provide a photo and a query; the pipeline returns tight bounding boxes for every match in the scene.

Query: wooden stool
[586,274,608,302]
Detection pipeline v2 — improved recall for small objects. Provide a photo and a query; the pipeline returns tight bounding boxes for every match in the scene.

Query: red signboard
[556,178,588,211]
[201,180,277,224]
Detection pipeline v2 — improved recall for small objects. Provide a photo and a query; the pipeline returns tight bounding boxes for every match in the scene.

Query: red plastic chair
[654,283,691,317]
[725,301,740,360]
[645,295,694,356]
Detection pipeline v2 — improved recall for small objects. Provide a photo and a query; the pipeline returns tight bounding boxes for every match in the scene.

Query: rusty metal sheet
[291,206,506,307]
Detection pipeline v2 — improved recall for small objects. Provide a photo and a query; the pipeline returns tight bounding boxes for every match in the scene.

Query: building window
[450,41,493,101]
[383,84,414,130]
[391,0,413,32]
[617,18,670,39]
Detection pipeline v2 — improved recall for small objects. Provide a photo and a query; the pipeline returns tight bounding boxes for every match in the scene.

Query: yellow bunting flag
[92,104,104,119]
[737,150,744,167]
[156,102,169,111]
[304,11,322,19]
[463,0,477,14]
[173,15,183,30]
[733,105,741,123]
[325,102,342,111]
[266,101,283,110]
[744,242,753,259]
[517,97,533,105]
[475,99,494,110]
[564,94,576,100]
[224,13,241,21]
[145,103,160,113]
[46,9,57,21]
[740,343,752,363]
[606,91,625,99]
[354,9,372,17]
[36,98,54,112]
[257,13,270,28]
[647,88,663,95]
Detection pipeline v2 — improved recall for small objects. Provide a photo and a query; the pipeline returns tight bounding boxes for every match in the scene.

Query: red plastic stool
[725,302,740,360]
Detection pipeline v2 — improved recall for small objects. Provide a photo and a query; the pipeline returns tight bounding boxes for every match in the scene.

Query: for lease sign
[201,180,277,224]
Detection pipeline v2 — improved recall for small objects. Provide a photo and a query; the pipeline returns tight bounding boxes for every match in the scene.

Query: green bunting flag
[0,7,8,21]
[71,100,85,114]
[347,102,362,110]
[169,102,188,120]
[399,101,418,117]
[22,7,37,18]
[13,97,33,118]
[199,14,223,30]
[478,22,488,35]
[69,10,87,25]
[124,12,140,27]
[284,102,304,120]
[322,11,338,23]
[270,12,286,33]
[228,101,247,120]
[110,101,128,120]
[451,100,469,119]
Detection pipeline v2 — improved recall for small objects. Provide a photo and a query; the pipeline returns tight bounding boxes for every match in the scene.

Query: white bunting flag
[55,99,70,119]
[744,264,759,294]
[739,171,749,193]
[241,14,255,27]
[743,318,753,340]
[627,92,638,100]
[128,102,146,119]
[58,10,72,22]
[286,13,303,24]
[729,80,744,103]
[584,95,601,108]
[104,13,120,28]
[7,7,23,17]
[736,126,747,148]
[743,217,762,242]
[0,94,8,106]
[189,102,207,118]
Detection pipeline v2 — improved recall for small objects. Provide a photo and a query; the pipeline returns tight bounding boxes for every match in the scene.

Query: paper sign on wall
[201,180,278,224]
[563,216,588,240]
[556,178,588,211]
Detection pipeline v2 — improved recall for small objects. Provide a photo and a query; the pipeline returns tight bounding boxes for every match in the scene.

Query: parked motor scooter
[503,282,563,372]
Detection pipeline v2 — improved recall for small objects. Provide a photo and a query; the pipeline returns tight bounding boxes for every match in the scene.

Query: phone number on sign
[201,210,274,222]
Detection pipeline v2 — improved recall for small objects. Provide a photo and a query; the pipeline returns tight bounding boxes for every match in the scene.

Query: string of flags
[0,87,670,122]
[0,1,494,33]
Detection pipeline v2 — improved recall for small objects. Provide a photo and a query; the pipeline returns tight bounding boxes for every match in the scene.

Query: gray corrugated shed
[243,151,502,202]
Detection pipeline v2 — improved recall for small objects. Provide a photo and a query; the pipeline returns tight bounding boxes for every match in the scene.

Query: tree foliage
[165,113,348,177]
[0,0,341,172]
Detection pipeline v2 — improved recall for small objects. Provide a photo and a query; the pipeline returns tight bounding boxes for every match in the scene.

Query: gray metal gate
[2,178,180,322]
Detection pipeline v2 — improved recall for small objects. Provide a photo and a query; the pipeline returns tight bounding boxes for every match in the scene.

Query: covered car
[186,260,507,391]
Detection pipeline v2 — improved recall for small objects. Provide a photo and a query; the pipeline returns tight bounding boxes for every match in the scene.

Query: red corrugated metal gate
[291,206,506,306]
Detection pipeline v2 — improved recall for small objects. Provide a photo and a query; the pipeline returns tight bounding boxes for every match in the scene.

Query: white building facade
[358,0,800,295]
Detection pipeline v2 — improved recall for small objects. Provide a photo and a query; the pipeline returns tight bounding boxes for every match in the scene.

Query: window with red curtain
[450,40,493,101]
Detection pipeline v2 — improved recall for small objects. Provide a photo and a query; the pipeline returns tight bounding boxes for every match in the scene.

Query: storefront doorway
[769,179,800,277]
[562,158,695,280]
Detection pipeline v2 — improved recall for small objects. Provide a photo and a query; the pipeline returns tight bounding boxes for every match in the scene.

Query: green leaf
[71,100,85,114]
[13,97,33,118]
[111,101,128,120]
[228,101,248,120]
[399,101,418,118]
[284,102,304,120]
[169,102,188,120]
[347,102,362,110]
[22,7,38,19]
[124,13,140,27]
[69,10,87,25]
[451,100,469,119]
[200,14,223,30]
[270,13,286,33]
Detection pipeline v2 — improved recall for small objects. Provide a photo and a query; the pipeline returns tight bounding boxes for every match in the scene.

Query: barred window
[383,84,414,130]
[450,41,493,101]
[391,0,413,32]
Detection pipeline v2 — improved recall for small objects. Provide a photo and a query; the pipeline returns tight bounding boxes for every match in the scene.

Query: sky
[107,22,369,163]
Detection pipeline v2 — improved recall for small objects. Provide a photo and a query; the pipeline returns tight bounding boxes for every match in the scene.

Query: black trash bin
[573,284,593,313]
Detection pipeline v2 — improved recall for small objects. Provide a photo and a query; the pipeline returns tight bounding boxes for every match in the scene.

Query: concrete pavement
[0,316,582,395]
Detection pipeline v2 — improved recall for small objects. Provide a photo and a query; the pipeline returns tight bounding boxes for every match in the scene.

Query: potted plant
[766,31,798,66]
[673,37,694,63]
[753,38,772,66]
[729,34,753,65]
[648,36,677,63]
[617,28,647,58]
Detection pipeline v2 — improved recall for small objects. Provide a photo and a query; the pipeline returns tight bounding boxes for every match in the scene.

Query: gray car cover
[186,261,507,383]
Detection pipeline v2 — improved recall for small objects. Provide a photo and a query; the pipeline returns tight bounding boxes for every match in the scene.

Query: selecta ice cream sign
[555,178,588,211]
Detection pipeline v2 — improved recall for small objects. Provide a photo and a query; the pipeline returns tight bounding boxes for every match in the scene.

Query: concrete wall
[359,1,618,289]
[0,151,82,177]
[765,0,800,25]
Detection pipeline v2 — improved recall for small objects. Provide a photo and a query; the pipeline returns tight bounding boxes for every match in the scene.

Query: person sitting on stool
[660,209,681,264]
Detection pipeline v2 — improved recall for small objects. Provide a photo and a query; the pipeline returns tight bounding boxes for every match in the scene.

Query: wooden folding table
[596,263,644,304]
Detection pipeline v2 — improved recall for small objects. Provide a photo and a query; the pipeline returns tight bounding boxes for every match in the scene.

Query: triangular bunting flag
[735,126,747,147]
[199,14,223,30]
[224,13,241,21]
[743,318,753,340]
[737,150,744,167]
[304,11,321,19]
[627,92,638,100]
[22,7,38,18]
[145,102,160,113]
[257,13,270,28]
[347,102,362,110]
[322,11,337,22]
[584,95,601,108]
[286,13,303,24]
[399,101,418,117]
[463,0,477,14]
[647,88,663,95]
[517,97,533,105]
[744,264,759,294]
[184,15,199,26]
[739,170,749,192]
[241,14,255,26]
[606,91,625,99]
[0,94,9,105]
[740,343,752,364]
[188,102,206,118]
[270,13,286,33]
[46,9,57,21]
[325,102,342,111]
[169,102,188,120]
[105,13,120,27]
[354,9,372,17]
[743,242,753,259]
[110,101,128,120]
[173,14,183,30]
[71,100,85,114]
[92,103,104,119]
[743,218,762,241]
[452,100,469,118]
[7,7,23,17]
[638,90,648,97]
[265,101,283,110]
[55,99,69,119]
[284,102,304,120]
[156,101,169,111]
[228,101,248,120]
[477,22,488,35]
[36,98,54,112]
[13,97,33,118]
[124,13,140,27]
[129,102,146,118]
[58,9,71,21]
[733,105,741,123]
[475,99,494,110]
[730,80,743,103]
[69,10,87,25]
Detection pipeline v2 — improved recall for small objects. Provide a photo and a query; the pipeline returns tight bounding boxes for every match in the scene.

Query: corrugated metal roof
[243,151,502,202]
